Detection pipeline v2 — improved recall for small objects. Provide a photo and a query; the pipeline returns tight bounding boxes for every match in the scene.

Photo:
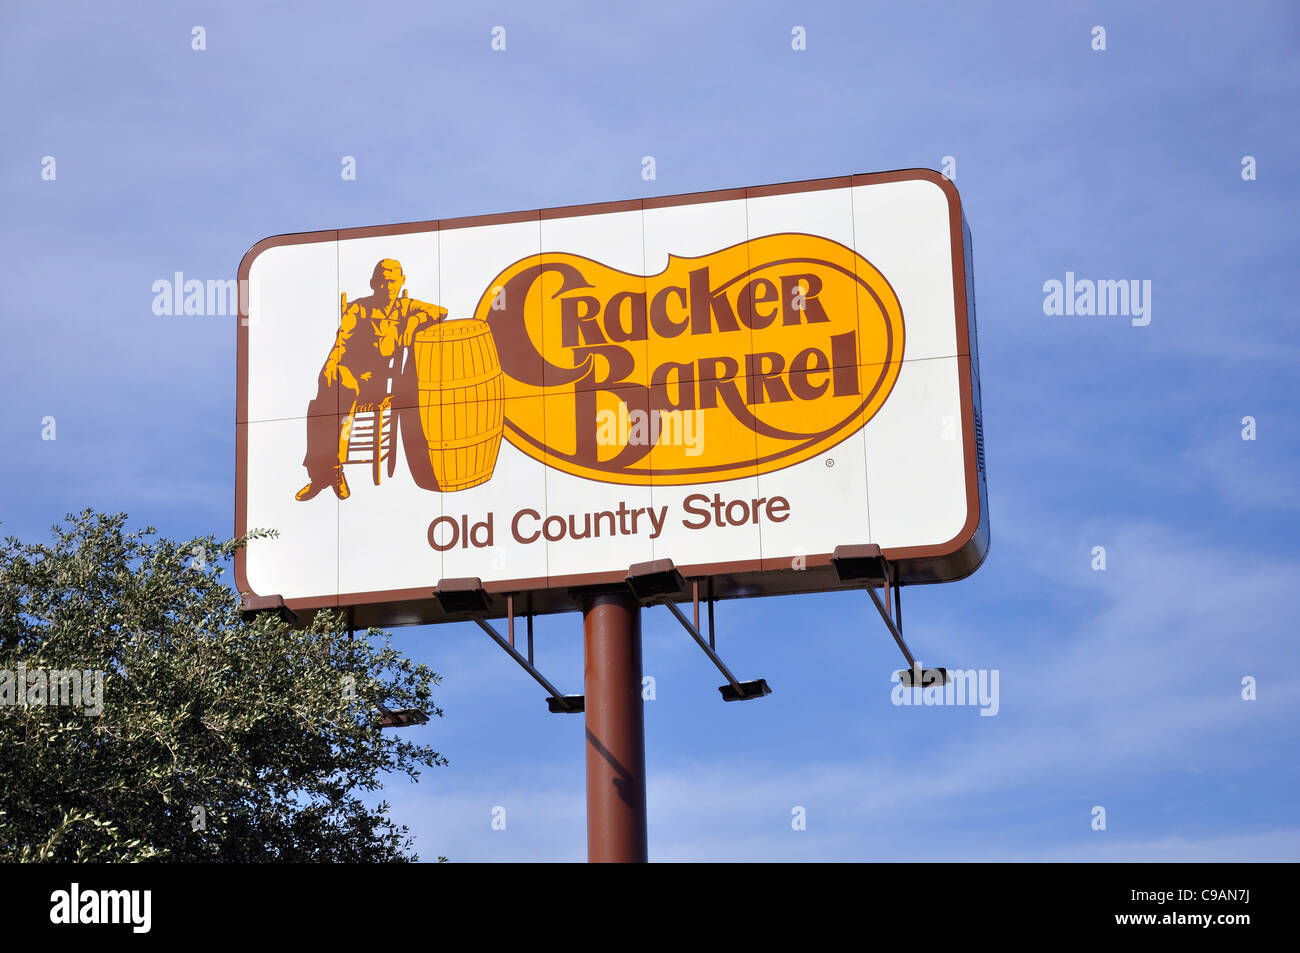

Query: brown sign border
[235,168,989,628]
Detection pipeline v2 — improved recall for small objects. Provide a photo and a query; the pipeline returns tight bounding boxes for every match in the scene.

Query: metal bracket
[626,560,771,702]
[433,580,583,713]
[240,593,299,625]
[342,609,430,728]
[830,545,948,688]
[377,701,430,727]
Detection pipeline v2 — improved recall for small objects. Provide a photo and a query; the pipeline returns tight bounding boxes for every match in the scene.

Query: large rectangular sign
[236,170,988,626]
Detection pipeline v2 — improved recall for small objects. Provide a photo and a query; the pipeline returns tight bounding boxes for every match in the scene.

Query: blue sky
[2,0,1297,860]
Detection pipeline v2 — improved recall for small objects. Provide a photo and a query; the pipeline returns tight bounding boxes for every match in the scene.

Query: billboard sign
[236,170,988,626]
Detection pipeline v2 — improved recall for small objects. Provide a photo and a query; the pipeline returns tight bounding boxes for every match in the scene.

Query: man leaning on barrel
[295,258,448,501]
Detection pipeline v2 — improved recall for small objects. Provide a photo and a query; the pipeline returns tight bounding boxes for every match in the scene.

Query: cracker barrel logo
[296,235,903,498]
[479,233,904,484]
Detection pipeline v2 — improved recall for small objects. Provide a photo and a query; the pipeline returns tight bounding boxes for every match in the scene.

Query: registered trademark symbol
[824,458,834,468]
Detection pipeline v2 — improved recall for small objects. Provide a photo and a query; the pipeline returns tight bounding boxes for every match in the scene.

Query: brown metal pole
[583,590,648,863]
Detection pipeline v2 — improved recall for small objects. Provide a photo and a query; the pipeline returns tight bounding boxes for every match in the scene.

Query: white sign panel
[235,171,988,624]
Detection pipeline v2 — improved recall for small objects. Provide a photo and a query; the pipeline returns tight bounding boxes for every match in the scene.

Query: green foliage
[0,511,447,862]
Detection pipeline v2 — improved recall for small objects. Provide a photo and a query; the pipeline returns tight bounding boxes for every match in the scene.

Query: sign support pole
[582,591,648,863]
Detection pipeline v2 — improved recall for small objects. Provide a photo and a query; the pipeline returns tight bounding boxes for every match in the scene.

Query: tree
[0,511,446,862]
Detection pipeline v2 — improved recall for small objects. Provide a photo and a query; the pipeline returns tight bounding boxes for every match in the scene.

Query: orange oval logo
[474,233,904,485]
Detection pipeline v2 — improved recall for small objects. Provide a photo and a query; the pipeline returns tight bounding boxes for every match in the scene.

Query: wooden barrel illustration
[412,319,504,491]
